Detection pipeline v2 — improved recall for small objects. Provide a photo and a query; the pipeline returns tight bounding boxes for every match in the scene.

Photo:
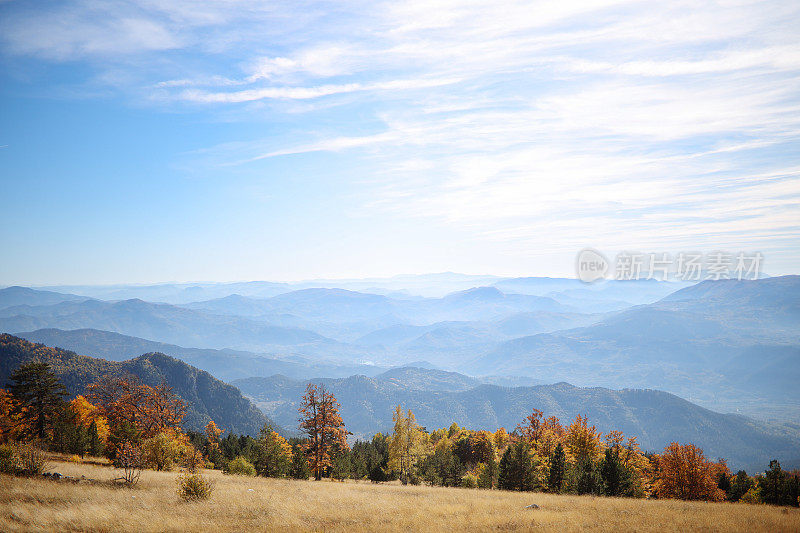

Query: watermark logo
[576,248,609,283]
[576,249,763,283]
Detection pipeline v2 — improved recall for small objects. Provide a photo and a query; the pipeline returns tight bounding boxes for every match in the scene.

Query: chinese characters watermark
[576,249,763,283]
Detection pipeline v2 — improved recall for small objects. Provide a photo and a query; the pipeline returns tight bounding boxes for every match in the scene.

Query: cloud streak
[2,0,799,272]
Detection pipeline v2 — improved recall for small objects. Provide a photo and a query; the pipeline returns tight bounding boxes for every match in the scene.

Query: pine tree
[498,440,534,491]
[600,446,629,496]
[727,470,753,502]
[88,420,104,457]
[289,443,310,479]
[762,460,785,505]
[8,361,67,441]
[547,442,566,493]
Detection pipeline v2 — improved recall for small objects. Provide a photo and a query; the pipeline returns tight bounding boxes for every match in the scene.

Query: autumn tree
[655,443,726,501]
[0,389,23,444]
[564,414,602,463]
[204,420,224,465]
[8,362,67,441]
[516,409,544,444]
[255,424,293,478]
[86,375,186,443]
[493,427,509,450]
[298,384,347,480]
[388,406,427,484]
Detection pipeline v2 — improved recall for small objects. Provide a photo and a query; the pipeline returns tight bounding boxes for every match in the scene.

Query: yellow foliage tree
[388,405,428,482]
[564,414,602,463]
[69,395,110,443]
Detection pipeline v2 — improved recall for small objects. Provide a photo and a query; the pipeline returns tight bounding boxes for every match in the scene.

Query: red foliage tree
[298,384,347,480]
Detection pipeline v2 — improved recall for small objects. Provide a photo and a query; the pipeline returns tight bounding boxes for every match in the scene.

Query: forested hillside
[234,369,800,472]
[0,334,274,436]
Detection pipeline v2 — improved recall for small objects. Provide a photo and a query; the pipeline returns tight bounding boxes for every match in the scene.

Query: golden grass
[2,461,798,532]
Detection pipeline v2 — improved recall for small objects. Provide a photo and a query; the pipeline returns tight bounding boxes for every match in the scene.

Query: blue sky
[1,0,799,285]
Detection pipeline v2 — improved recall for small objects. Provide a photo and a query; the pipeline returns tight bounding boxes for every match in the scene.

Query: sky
[1,0,799,285]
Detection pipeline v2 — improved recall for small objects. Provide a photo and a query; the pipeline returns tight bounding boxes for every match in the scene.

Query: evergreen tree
[477,451,499,489]
[547,443,566,493]
[289,443,310,479]
[600,447,629,496]
[574,456,601,495]
[331,447,352,481]
[52,407,88,456]
[88,420,104,457]
[498,440,534,491]
[727,470,753,502]
[762,460,785,505]
[8,361,67,441]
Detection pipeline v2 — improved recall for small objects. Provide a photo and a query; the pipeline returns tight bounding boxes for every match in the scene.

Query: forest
[1,360,798,507]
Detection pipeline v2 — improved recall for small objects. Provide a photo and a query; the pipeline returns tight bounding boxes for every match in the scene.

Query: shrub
[0,444,19,474]
[462,472,478,488]
[224,456,256,476]
[177,473,215,501]
[116,441,144,486]
[741,486,763,504]
[68,454,82,464]
[17,444,48,476]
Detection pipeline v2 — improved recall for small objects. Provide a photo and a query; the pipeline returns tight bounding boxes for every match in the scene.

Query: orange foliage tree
[204,420,223,452]
[655,442,726,501]
[0,389,24,444]
[298,384,348,480]
[86,375,186,440]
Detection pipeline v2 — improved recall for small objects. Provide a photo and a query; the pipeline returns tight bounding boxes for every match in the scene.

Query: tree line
[0,361,797,506]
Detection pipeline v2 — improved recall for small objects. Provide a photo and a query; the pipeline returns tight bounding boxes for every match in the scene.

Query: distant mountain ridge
[0,286,89,310]
[0,334,276,436]
[15,328,385,382]
[467,276,800,419]
[0,297,335,353]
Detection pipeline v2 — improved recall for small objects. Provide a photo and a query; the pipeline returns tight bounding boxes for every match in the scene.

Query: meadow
[1,459,798,532]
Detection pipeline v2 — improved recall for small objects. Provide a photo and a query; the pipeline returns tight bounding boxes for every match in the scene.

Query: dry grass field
[2,460,799,532]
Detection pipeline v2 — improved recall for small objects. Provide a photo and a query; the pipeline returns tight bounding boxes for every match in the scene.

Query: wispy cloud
[2,0,799,272]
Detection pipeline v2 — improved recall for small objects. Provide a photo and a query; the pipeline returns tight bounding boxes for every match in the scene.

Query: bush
[224,456,256,476]
[116,441,144,486]
[17,444,48,476]
[462,472,478,488]
[741,486,763,504]
[0,444,18,474]
[177,473,215,501]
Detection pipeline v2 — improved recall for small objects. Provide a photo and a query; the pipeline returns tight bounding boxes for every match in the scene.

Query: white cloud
[2,0,799,266]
